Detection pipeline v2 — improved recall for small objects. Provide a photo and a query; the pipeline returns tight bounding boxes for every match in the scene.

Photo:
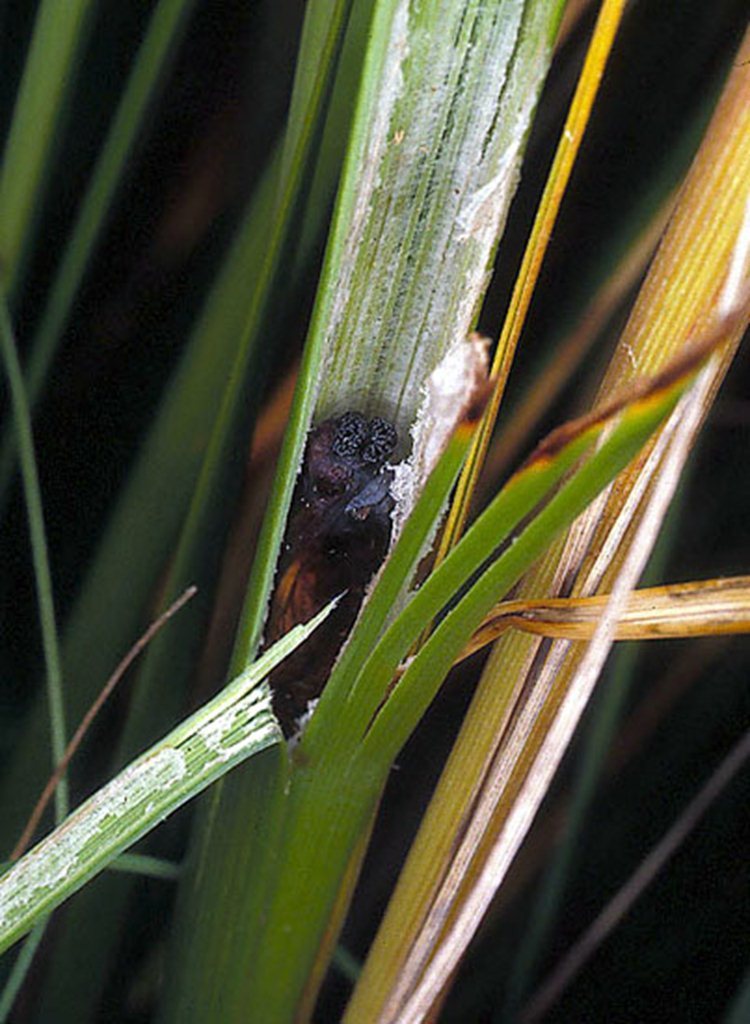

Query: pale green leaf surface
[234,0,564,667]
[0,604,337,956]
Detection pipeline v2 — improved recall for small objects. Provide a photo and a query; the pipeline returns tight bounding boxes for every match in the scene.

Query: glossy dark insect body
[266,411,398,735]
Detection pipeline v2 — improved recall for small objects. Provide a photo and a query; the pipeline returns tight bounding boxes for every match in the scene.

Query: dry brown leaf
[461,576,750,656]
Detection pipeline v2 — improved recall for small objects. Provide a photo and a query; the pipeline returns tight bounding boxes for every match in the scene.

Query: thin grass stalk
[0,299,66,820]
[0,922,44,1024]
[437,0,627,559]
[108,854,180,880]
[503,639,641,1014]
[521,721,750,1022]
[0,297,66,1021]
[481,195,673,484]
[10,588,197,863]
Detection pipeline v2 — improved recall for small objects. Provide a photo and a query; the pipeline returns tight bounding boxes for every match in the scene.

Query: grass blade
[0,298,66,820]
[438,0,628,555]
[0,604,338,956]
[0,0,94,294]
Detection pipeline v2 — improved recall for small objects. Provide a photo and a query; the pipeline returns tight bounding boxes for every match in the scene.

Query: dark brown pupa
[266,411,397,735]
